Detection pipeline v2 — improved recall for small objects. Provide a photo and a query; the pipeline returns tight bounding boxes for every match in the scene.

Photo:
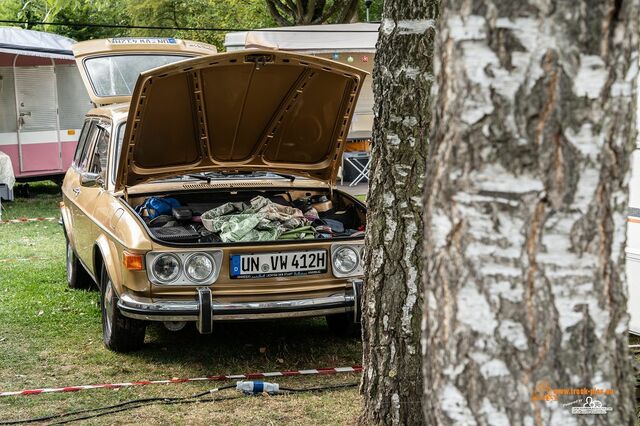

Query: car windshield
[84,54,192,97]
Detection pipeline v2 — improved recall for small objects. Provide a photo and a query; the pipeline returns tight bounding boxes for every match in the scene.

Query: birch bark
[423,1,639,424]
[360,1,439,424]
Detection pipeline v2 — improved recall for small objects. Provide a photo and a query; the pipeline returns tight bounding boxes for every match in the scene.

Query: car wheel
[65,238,93,290]
[326,313,359,337]
[100,266,146,352]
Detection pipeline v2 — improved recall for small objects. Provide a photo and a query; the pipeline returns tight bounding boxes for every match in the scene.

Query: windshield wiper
[185,171,295,182]
[270,172,296,182]
[186,173,213,183]
[219,171,296,182]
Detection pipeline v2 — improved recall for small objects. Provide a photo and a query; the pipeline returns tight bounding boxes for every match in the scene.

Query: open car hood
[115,50,366,190]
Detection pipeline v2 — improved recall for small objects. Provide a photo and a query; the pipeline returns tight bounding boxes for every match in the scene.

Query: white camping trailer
[225,23,378,141]
[0,27,91,182]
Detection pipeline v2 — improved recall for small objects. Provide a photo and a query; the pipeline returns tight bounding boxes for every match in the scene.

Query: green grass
[1,182,62,220]
[0,183,362,424]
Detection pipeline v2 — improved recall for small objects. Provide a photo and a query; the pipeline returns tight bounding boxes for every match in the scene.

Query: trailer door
[14,59,61,173]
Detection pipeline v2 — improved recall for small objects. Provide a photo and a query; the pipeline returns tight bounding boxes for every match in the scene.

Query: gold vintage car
[60,38,367,352]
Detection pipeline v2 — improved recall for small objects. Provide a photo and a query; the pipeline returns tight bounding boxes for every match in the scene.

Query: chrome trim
[146,250,223,285]
[217,307,350,321]
[117,291,356,323]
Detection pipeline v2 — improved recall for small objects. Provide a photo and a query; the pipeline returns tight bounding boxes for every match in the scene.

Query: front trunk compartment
[126,188,366,246]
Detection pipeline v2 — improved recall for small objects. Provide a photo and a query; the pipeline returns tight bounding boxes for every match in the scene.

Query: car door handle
[73,187,81,196]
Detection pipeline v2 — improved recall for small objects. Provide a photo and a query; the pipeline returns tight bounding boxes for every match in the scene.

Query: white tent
[225,23,378,53]
[0,27,74,59]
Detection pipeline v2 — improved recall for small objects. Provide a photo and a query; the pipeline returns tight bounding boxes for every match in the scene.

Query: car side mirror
[80,172,103,187]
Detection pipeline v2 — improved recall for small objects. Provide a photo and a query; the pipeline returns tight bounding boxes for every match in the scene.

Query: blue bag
[136,197,181,220]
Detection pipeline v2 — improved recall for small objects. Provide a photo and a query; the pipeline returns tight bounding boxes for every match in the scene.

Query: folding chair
[341,151,371,187]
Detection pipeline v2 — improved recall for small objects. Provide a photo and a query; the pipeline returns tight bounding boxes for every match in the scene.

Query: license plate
[230,250,327,279]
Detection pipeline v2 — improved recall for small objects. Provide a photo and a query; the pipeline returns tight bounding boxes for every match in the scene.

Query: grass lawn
[0,182,364,424]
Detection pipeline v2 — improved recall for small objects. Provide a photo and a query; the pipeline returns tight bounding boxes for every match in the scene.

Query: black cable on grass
[51,395,243,425]
[0,19,379,32]
[1,382,358,425]
[0,386,235,426]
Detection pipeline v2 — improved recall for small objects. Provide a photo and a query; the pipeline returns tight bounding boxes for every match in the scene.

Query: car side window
[110,123,126,184]
[89,126,110,181]
[77,121,100,172]
[72,120,92,167]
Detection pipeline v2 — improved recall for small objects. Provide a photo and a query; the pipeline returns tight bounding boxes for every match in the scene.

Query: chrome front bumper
[117,280,363,334]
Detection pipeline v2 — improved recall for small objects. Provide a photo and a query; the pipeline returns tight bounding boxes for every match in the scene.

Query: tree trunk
[360,1,439,424]
[423,1,639,425]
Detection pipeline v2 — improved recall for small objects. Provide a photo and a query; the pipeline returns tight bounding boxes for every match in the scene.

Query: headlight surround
[151,254,181,283]
[184,253,215,283]
[332,246,359,275]
[146,251,223,285]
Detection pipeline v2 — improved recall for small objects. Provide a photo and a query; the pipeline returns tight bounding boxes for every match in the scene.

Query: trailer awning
[226,23,379,53]
[0,27,74,59]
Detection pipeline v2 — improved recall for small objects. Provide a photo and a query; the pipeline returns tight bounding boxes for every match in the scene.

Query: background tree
[126,0,274,48]
[360,0,439,424]
[0,0,275,48]
[423,0,639,423]
[265,0,359,26]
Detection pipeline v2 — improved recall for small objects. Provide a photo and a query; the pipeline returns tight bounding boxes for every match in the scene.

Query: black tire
[100,266,146,352]
[326,313,360,337]
[65,238,93,290]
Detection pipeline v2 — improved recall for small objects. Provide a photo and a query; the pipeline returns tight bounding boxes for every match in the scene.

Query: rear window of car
[83,54,192,97]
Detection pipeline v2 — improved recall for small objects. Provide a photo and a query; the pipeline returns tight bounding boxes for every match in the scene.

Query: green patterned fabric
[278,226,317,240]
[201,196,310,242]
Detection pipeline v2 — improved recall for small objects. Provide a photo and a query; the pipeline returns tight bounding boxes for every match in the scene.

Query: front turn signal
[123,251,144,271]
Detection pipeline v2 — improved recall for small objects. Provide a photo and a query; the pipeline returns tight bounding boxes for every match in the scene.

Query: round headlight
[333,246,359,275]
[185,253,214,282]
[152,254,181,283]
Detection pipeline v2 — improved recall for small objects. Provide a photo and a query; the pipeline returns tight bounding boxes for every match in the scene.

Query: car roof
[85,103,130,122]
